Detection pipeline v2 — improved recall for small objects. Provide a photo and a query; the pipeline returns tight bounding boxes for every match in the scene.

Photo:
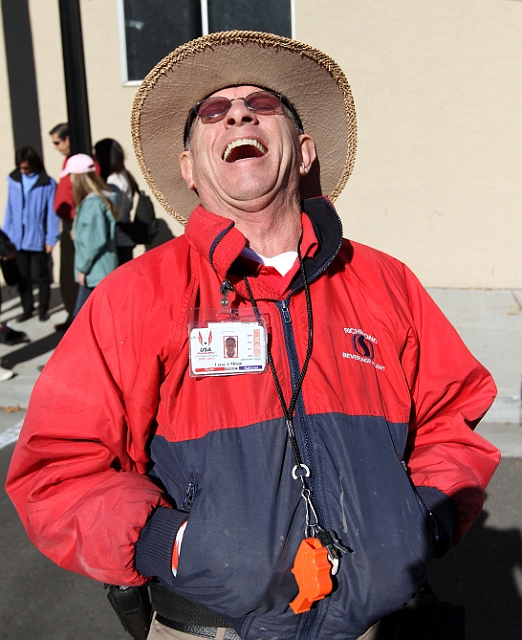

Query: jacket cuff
[416,486,459,558]
[135,507,188,582]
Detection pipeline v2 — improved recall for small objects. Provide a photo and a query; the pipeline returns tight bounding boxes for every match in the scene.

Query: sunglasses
[193,90,283,120]
[184,90,304,147]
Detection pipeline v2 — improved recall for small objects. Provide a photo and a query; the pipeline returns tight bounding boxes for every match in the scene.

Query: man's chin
[219,191,287,217]
[199,183,282,215]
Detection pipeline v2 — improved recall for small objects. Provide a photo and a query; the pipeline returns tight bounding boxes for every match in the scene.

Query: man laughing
[7,31,499,640]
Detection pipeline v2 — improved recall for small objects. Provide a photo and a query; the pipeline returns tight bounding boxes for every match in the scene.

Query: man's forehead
[207,85,266,98]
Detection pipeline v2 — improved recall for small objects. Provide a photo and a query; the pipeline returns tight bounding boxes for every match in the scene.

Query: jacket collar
[9,169,52,188]
[185,197,343,299]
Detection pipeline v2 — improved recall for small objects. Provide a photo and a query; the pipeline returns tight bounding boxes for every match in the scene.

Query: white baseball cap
[60,153,96,177]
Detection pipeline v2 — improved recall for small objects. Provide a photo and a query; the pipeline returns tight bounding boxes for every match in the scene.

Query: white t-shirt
[241,247,298,276]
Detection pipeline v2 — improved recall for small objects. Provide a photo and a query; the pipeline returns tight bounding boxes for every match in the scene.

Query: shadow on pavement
[428,459,522,639]
[0,443,127,640]
[1,331,63,368]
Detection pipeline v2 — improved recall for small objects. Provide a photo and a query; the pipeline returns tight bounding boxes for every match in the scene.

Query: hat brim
[131,31,357,224]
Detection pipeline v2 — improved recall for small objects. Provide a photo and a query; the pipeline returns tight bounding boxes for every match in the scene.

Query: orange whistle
[289,537,332,614]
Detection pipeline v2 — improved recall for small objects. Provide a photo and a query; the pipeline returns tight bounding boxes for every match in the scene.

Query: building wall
[0,0,521,287]
[299,0,522,288]
[26,0,187,243]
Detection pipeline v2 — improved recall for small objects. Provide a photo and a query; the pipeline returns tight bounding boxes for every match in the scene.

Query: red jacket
[6,198,499,638]
[53,158,74,220]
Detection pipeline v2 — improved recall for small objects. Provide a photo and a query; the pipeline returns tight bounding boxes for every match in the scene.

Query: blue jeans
[72,284,94,319]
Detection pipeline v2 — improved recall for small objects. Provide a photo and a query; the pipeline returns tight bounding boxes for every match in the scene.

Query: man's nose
[225,98,258,126]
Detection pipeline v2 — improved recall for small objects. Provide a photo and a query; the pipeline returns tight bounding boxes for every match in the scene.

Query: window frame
[117,0,295,86]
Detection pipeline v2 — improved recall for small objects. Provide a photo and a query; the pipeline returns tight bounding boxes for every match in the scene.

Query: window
[119,0,293,84]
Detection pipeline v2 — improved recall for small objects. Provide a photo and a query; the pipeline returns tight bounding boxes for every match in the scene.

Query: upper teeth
[223,139,266,162]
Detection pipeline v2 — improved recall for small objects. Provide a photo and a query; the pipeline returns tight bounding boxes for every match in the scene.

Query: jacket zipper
[277,295,323,640]
[280,298,291,324]
[277,296,313,470]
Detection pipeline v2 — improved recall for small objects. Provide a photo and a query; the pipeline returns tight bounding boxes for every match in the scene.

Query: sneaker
[39,313,50,322]
[0,325,30,345]
[0,366,14,382]
[16,311,33,322]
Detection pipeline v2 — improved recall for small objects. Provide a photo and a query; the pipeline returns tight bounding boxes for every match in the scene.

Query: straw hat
[131,31,357,224]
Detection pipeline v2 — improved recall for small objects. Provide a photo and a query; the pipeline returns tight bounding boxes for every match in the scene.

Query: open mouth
[223,139,267,163]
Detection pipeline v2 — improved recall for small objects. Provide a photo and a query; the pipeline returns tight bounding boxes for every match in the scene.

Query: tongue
[226,145,265,163]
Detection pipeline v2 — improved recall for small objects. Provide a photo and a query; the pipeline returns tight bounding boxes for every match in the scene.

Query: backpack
[0,230,21,286]
[121,191,158,245]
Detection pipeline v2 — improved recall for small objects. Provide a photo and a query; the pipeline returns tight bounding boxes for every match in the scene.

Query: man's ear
[298,134,317,176]
[180,151,196,191]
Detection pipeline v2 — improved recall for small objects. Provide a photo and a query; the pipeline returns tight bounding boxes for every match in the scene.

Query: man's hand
[45,244,53,254]
[77,272,86,286]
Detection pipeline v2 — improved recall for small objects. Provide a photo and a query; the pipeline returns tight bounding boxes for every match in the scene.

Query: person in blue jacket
[2,146,60,321]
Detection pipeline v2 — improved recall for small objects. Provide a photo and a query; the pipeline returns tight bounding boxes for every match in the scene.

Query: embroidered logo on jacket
[342,327,385,371]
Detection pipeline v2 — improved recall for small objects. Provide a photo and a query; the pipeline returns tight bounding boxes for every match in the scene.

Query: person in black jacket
[0,229,28,380]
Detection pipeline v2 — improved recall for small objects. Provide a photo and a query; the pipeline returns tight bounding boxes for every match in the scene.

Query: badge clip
[289,537,332,614]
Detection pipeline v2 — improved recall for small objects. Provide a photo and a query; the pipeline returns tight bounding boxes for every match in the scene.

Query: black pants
[16,250,51,317]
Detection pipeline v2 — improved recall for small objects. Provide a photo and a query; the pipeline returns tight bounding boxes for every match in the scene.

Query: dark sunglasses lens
[196,97,231,119]
[246,91,281,112]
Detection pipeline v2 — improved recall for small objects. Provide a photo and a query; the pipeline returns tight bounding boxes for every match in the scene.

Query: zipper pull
[182,475,199,513]
[220,280,234,311]
[280,299,291,323]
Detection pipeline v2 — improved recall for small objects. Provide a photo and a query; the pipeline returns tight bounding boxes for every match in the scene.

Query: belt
[156,614,241,639]
[150,585,241,639]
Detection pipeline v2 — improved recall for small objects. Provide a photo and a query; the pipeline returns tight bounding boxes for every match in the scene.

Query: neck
[201,195,303,258]
[238,210,302,257]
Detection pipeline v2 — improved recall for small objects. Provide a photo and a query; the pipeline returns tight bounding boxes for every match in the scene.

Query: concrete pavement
[429,288,522,425]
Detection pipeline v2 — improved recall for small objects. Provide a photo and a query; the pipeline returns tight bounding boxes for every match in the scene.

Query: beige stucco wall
[297,0,522,287]
[1,0,521,288]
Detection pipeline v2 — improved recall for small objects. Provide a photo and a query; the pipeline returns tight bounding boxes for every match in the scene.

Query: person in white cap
[59,153,118,319]
[7,32,499,640]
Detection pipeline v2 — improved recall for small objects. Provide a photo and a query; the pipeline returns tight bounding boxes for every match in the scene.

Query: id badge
[188,308,268,377]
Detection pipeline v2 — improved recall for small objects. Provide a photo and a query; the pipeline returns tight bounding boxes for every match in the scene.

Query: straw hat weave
[131,31,357,224]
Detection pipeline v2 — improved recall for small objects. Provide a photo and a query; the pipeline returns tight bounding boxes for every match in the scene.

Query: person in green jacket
[60,154,118,319]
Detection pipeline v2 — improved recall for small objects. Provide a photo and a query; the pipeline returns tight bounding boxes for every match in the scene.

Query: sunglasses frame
[194,90,283,120]
[183,89,304,148]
